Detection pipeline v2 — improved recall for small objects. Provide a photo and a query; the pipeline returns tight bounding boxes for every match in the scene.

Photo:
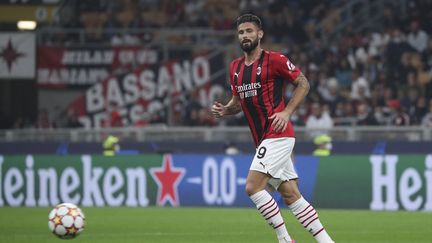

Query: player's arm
[271,72,310,132]
[284,72,310,116]
[270,53,310,132]
[211,96,242,118]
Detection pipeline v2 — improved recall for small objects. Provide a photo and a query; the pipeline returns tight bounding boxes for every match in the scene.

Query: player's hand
[269,110,290,133]
[211,102,226,118]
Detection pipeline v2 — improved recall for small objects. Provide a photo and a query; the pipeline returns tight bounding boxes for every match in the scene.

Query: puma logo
[234,72,239,78]
[259,162,265,169]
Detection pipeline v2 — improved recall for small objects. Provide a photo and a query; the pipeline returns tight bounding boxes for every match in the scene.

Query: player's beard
[240,38,259,53]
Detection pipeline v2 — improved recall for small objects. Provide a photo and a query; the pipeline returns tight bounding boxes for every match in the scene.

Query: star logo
[68,227,77,234]
[0,38,25,72]
[150,154,185,206]
[53,216,61,224]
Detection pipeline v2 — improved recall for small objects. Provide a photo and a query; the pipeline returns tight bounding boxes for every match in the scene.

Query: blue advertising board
[0,154,323,208]
[172,155,318,207]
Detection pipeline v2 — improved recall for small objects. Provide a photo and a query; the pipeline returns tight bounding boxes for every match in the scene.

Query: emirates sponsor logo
[236,82,261,99]
[235,82,261,92]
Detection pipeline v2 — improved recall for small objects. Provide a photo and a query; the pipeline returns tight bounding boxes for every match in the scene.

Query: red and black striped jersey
[229,50,301,147]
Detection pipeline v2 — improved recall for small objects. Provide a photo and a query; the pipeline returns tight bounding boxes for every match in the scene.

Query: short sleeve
[273,53,301,83]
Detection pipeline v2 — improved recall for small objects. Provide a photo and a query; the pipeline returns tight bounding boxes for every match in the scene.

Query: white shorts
[250,137,298,189]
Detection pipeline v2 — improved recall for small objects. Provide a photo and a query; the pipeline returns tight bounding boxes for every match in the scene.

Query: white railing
[0,126,431,142]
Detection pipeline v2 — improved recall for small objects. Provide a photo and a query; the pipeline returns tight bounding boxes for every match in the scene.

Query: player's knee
[279,187,301,205]
[245,183,259,196]
[280,191,301,205]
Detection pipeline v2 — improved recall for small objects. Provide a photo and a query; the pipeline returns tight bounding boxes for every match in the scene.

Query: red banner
[37,46,159,87]
[66,51,226,128]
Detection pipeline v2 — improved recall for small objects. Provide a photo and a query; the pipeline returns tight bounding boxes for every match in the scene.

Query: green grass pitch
[0,207,430,242]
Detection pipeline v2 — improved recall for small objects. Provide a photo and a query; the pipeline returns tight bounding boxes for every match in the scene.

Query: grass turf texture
[0,207,430,243]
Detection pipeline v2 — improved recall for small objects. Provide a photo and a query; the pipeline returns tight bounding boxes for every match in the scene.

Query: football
[48,203,85,239]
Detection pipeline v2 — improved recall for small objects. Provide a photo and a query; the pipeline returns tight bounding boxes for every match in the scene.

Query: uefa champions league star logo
[150,155,185,206]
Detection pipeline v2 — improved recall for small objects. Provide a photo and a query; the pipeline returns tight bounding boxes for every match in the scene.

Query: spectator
[407,20,429,53]
[36,109,55,129]
[65,109,83,128]
[335,58,352,88]
[401,87,421,123]
[414,97,428,124]
[389,101,410,126]
[350,69,371,101]
[305,102,333,137]
[422,39,432,71]
[290,102,308,126]
[421,99,432,127]
[184,92,203,126]
[317,76,341,105]
[385,28,414,75]
[355,102,378,125]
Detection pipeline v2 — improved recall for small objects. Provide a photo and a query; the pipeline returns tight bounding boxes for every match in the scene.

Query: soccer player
[211,14,335,243]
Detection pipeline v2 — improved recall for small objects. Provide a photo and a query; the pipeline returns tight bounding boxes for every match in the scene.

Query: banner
[0,154,316,208]
[0,154,162,207]
[62,48,226,128]
[313,154,432,211]
[0,32,35,79]
[37,46,160,86]
[2,154,429,210]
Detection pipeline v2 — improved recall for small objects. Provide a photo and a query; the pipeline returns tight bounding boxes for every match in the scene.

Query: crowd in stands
[3,0,432,129]
[177,0,432,128]
[292,0,432,127]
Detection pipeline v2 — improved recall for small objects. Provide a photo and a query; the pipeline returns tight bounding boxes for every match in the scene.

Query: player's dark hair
[236,14,262,29]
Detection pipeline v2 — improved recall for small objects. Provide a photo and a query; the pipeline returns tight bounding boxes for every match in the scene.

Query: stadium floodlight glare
[17,21,37,30]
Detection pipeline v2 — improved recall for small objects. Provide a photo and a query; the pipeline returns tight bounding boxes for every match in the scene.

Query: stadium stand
[0,0,431,139]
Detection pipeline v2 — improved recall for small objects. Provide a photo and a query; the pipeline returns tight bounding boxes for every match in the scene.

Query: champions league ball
[48,203,85,239]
